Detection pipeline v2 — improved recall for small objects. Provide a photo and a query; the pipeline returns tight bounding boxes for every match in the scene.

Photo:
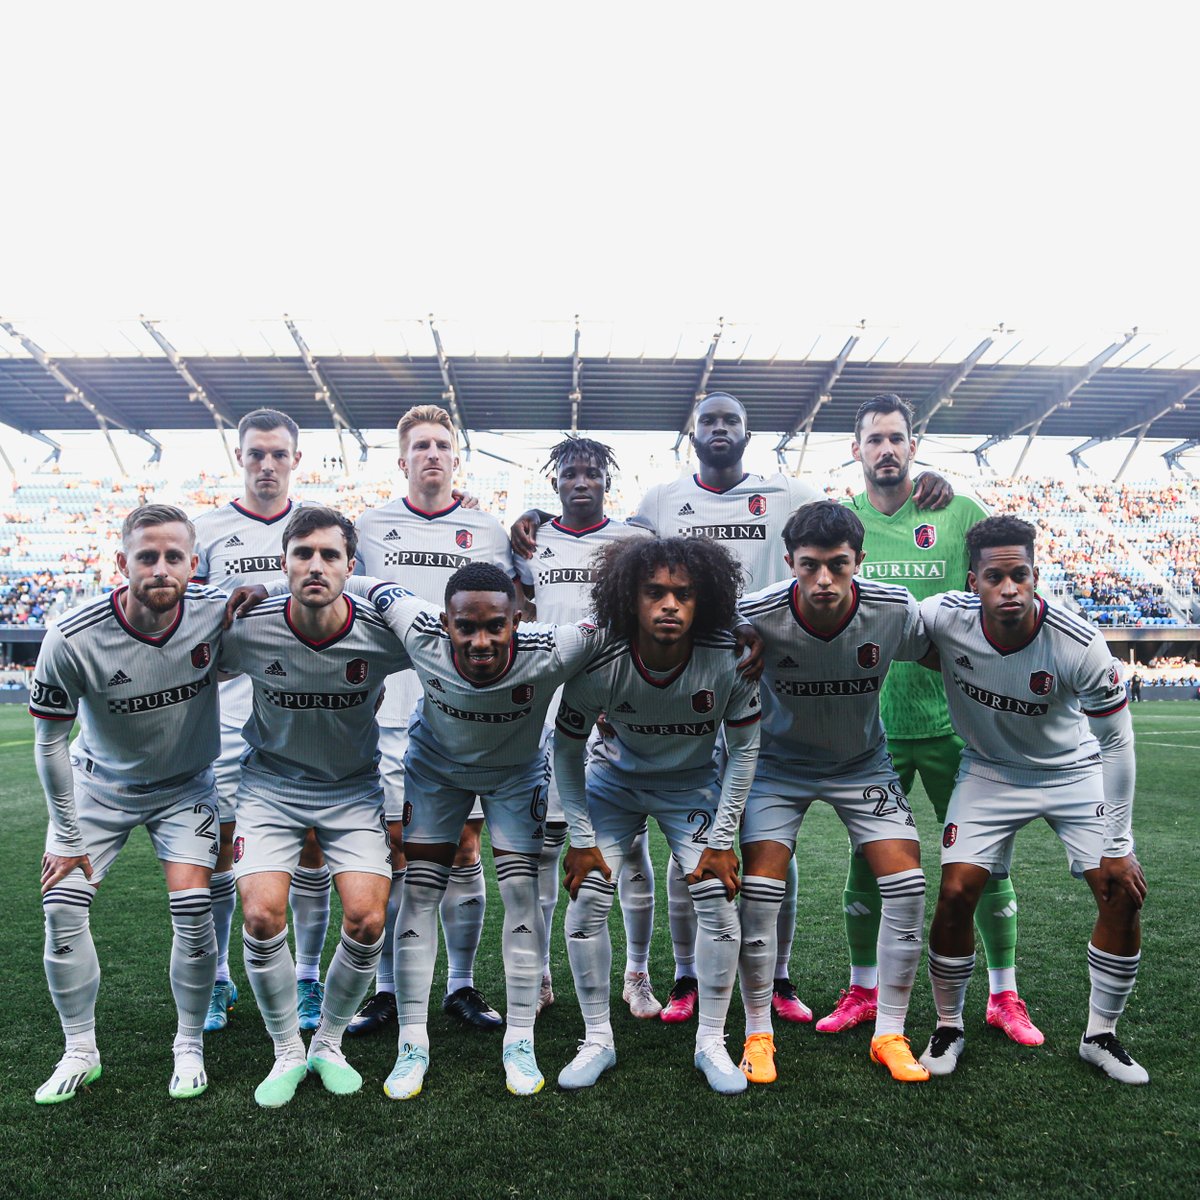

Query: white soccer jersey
[29,585,228,808]
[739,578,928,771]
[920,591,1128,784]
[361,581,601,789]
[218,593,412,791]
[355,497,514,727]
[633,472,823,589]
[515,517,650,624]
[554,633,762,788]
[193,498,307,730]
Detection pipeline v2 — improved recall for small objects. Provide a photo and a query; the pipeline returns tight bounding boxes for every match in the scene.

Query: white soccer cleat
[169,1043,208,1100]
[307,1042,363,1095]
[383,1042,430,1100]
[34,1050,102,1105]
[920,1026,966,1077]
[503,1039,545,1096]
[557,1041,617,1090]
[253,1051,308,1108]
[693,1042,748,1095]
[622,971,662,1019]
[1079,1033,1149,1085]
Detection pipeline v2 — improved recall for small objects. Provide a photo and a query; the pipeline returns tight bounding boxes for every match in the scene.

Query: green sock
[843,852,882,971]
[975,875,1018,972]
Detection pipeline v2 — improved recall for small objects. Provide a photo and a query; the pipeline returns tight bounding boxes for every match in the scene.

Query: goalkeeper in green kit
[818,394,1041,1046]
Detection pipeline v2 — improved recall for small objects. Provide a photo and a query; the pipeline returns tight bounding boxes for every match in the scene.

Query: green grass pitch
[1,702,1197,1199]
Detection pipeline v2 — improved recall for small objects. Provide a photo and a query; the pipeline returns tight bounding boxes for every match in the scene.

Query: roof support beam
[974,331,1137,465]
[1163,438,1200,473]
[1068,380,1200,471]
[774,335,858,460]
[427,314,471,453]
[0,320,162,474]
[913,337,993,436]
[674,318,725,452]
[569,315,583,434]
[140,317,238,430]
[283,316,369,465]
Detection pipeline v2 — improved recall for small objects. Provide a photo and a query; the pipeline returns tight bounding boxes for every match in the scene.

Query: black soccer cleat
[442,985,503,1030]
[346,990,398,1037]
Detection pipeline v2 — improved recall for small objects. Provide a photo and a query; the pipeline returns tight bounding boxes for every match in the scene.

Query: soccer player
[192,407,333,1035]
[218,506,411,1107]
[821,396,1039,1044]
[553,536,761,1095]
[31,504,230,1103]
[917,516,1147,1084]
[350,405,513,1036]
[356,563,603,1099]
[736,501,929,1084]
[514,436,660,1018]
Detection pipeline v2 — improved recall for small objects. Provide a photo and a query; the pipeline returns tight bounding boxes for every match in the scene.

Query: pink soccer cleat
[659,975,698,1023]
[771,978,813,1024]
[815,985,878,1034]
[986,991,1044,1046]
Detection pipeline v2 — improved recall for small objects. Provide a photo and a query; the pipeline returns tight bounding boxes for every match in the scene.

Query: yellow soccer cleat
[870,1033,930,1083]
[739,1032,778,1084]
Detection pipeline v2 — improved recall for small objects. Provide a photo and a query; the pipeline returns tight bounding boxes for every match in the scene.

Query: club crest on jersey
[691,689,715,714]
[233,836,245,863]
[191,642,211,669]
[1029,671,1055,696]
[942,823,957,849]
[914,523,937,549]
[748,494,767,516]
[455,529,473,550]
[857,642,880,669]
[1107,664,1120,689]
[346,658,368,685]
[511,684,535,704]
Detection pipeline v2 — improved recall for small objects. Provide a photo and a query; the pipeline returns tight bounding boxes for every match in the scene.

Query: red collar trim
[231,498,293,525]
[789,580,860,642]
[452,635,517,687]
[980,596,1046,656]
[550,517,610,537]
[110,586,184,646]
[630,641,691,688]
[284,595,356,650]
[693,472,748,495]
[403,497,462,520]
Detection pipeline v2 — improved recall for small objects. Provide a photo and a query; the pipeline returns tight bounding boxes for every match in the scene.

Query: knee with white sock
[318,929,386,1048]
[565,870,618,1027]
[440,859,485,994]
[618,832,656,976]
[738,875,785,1036]
[169,888,217,1041]
[376,866,407,994]
[875,868,926,1036]
[538,824,568,971]
[668,856,698,978]
[689,877,741,1043]
[43,882,101,1039]
[394,860,450,1026]
[494,854,543,1036]
[209,870,237,985]
[289,864,332,983]
[1086,942,1141,1036]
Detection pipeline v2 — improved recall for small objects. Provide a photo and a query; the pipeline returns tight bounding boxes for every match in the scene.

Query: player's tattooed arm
[509,509,554,560]
[911,471,955,510]
[34,716,93,892]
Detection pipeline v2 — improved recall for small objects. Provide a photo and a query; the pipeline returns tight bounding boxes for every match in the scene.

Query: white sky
[2,1,1199,347]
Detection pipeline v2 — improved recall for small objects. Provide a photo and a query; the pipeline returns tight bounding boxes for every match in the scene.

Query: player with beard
[818,396,1039,1049]
[192,408,334,1037]
[515,437,658,1018]
[30,505,234,1103]
[514,392,951,1024]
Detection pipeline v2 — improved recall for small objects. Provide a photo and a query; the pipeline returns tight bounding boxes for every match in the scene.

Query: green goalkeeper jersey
[843,489,989,739]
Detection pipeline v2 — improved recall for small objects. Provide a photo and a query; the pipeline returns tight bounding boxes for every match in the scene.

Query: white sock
[668,858,697,979]
[395,861,450,1027]
[564,853,621,1031]
[690,877,740,1050]
[738,876,784,1037]
[316,929,385,1049]
[376,867,406,995]
[242,927,303,1058]
[988,967,1017,994]
[441,859,485,994]
[289,865,332,983]
[168,888,217,1040]
[210,870,237,984]
[850,965,879,990]
[619,827,655,976]
[494,854,543,1038]
[42,880,100,1038]
[1085,943,1141,1037]
[774,856,798,978]
[927,949,974,1028]
[874,870,925,1038]
[396,1022,430,1053]
[538,824,568,975]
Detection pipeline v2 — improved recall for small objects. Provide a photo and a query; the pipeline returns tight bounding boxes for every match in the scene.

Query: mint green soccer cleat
[254,1055,308,1108]
[308,1045,363,1095]
[35,1051,102,1105]
[297,979,324,1032]
[204,980,238,1033]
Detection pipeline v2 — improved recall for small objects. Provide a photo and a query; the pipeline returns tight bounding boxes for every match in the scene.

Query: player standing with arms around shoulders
[191,408,334,1036]
[514,436,660,1018]
[736,501,930,1085]
[31,505,232,1103]
[553,536,762,1094]
[917,516,1147,1083]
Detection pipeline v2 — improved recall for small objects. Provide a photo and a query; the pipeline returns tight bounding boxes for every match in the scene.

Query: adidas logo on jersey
[384,529,402,541]
[677,503,695,516]
[223,534,244,548]
[107,669,132,687]
[615,701,636,713]
[539,546,555,558]
[265,660,287,677]
[955,654,973,670]
[427,677,445,691]
[776,655,799,669]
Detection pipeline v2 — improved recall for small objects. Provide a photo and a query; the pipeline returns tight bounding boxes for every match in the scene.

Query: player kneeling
[918,517,1148,1084]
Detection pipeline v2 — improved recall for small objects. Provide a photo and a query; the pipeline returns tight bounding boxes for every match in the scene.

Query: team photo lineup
[28,390,1151,1110]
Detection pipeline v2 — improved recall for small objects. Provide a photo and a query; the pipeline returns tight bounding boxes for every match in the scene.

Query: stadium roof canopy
[2,317,1198,465]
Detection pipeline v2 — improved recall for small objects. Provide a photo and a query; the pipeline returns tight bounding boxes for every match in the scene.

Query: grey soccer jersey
[218,593,412,793]
[364,581,601,789]
[193,498,305,730]
[920,591,1128,784]
[29,584,227,809]
[633,472,823,589]
[554,634,761,787]
[515,517,650,624]
[738,578,927,771]
[355,496,514,727]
